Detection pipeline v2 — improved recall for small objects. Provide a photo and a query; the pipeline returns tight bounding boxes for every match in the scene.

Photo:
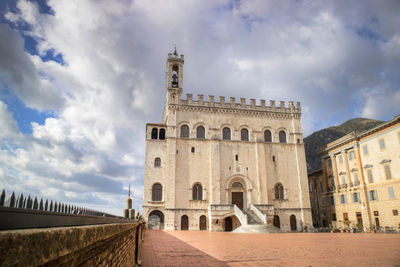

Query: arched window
[159,128,165,140]
[241,128,249,141]
[196,126,205,139]
[223,127,231,140]
[264,130,272,142]
[274,183,284,200]
[152,183,162,201]
[180,125,189,138]
[192,183,203,200]
[154,157,161,167]
[279,131,287,143]
[151,128,158,139]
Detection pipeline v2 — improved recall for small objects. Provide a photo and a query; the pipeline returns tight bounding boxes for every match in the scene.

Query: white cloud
[0,24,64,111]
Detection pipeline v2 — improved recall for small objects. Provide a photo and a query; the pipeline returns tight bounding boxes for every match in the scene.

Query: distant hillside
[304,118,383,173]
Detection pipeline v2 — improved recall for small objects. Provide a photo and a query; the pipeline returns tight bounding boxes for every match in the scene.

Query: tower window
[223,127,231,140]
[264,130,272,142]
[151,128,158,139]
[274,183,284,200]
[159,128,166,140]
[180,125,189,138]
[196,126,205,139]
[154,157,161,167]
[235,154,239,161]
[279,131,287,143]
[191,147,195,153]
[152,183,162,201]
[241,128,249,141]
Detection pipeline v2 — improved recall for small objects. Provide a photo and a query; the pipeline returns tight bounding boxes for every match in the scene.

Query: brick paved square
[142,230,400,266]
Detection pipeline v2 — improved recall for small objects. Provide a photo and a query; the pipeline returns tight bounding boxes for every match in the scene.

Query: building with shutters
[318,115,400,231]
[142,50,312,232]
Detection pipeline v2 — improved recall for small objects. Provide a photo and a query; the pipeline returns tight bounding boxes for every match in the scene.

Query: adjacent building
[142,50,312,232]
[316,115,400,230]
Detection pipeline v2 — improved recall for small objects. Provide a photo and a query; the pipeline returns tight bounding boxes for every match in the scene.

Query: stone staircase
[244,210,264,225]
[232,208,280,233]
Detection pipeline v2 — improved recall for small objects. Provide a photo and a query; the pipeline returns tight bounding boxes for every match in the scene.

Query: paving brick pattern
[141,230,400,266]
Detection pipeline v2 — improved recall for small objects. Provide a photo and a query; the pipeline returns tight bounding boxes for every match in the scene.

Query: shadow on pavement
[141,230,228,266]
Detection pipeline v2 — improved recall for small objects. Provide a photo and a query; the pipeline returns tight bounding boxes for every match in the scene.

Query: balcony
[327,186,336,192]
[339,184,348,189]
[350,181,360,187]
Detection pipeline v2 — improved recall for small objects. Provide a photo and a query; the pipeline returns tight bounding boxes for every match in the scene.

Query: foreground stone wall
[0,222,144,266]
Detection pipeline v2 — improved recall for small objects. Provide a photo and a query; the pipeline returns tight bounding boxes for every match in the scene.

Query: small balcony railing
[327,186,336,192]
[350,181,360,187]
[339,184,348,189]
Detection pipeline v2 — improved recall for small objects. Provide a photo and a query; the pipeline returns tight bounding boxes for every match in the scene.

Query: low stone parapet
[0,222,145,266]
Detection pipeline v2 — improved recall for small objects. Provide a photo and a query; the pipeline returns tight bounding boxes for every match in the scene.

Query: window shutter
[368,191,371,201]
[375,190,378,201]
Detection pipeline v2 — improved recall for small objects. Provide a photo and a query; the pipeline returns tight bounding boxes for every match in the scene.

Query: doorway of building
[290,215,297,231]
[148,210,165,230]
[181,215,189,230]
[232,192,244,209]
[225,217,233,231]
[199,215,207,230]
[375,217,380,229]
[273,215,280,229]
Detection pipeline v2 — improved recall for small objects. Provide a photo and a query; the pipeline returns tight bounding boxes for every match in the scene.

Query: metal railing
[0,189,133,230]
[350,181,360,187]
[327,186,336,192]
[339,184,348,189]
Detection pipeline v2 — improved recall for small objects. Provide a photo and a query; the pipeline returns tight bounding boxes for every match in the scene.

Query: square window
[340,194,347,204]
[393,210,399,216]
[343,212,349,220]
[363,145,368,155]
[374,211,379,216]
[352,192,359,203]
[369,190,378,201]
[379,139,386,150]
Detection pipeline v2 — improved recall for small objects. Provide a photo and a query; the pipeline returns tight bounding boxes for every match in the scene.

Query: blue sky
[0,0,399,215]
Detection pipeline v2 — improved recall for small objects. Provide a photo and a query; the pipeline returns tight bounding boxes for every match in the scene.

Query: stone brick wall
[0,222,144,266]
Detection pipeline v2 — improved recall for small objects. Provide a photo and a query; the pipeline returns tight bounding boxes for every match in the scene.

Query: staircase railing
[249,204,267,224]
[233,205,248,226]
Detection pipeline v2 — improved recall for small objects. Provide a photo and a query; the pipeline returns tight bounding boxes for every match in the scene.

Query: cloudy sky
[0,0,399,215]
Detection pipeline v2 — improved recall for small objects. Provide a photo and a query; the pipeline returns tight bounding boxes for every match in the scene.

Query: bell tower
[166,47,184,105]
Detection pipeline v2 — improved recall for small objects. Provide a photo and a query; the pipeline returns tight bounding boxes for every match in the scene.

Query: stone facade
[318,115,400,231]
[142,51,312,232]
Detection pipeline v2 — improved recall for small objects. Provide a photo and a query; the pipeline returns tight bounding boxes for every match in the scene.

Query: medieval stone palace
[143,50,312,232]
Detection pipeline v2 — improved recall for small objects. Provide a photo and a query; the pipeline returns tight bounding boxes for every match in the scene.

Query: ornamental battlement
[178,93,301,113]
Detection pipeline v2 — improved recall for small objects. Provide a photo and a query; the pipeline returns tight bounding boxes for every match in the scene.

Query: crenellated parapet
[176,93,301,114]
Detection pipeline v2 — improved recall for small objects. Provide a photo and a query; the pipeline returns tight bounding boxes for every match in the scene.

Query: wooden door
[181,215,189,230]
[232,192,244,209]
[290,215,297,231]
[199,215,207,230]
[225,217,232,231]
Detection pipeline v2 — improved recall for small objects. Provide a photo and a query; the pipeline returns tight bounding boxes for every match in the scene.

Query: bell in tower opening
[171,65,179,88]
[171,73,178,88]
